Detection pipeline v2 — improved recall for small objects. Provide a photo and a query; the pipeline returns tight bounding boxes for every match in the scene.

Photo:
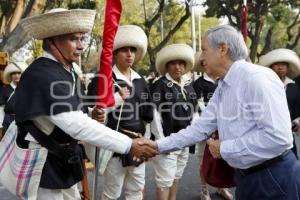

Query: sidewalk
[2,136,300,199]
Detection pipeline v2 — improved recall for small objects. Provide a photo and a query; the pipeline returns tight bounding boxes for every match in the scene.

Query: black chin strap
[50,39,72,69]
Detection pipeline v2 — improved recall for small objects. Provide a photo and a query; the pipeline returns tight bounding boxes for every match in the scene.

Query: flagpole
[190,0,196,53]
[92,0,122,199]
[92,147,100,200]
[241,0,248,42]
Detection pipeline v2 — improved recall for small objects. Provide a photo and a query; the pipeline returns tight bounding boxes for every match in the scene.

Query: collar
[203,72,216,84]
[222,59,244,86]
[165,73,187,100]
[165,73,184,87]
[42,51,58,62]
[113,65,141,87]
[10,82,17,89]
[283,76,295,87]
[42,51,75,73]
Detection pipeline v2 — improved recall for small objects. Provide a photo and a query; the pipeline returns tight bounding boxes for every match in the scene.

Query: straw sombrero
[19,8,96,40]
[3,62,28,82]
[155,44,194,75]
[259,48,300,79]
[113,25,147,64]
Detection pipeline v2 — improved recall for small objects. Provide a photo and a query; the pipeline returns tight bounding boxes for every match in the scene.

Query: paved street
[1,136,300,200]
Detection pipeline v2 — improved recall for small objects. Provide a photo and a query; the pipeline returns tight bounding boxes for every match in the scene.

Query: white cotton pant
[37,184,81,200]
[101,157,145,200]
[152,148,189,188]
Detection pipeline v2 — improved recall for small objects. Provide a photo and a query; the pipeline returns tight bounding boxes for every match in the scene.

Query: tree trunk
[26,0,46,17]
[249,16,264,62]
[7,0,25,33]
[0,24,30,54]
[0,0,48,54]
[0,15,7,35]
[144,0,190,71]
[260,27,273,56]
[147,47,156,72]
[286,11,300,50]
[286,27,300,50]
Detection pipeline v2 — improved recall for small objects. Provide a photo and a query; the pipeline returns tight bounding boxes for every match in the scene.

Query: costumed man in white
[259,48,300,158]
[151,44,198,200]
[86,25,153,200]
[0,61,27,133]
[16,9,157,200]
[193,52,233,200]
[101,25,153,200]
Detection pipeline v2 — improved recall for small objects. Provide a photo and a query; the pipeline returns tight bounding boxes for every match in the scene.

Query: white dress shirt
[157,60,293,169]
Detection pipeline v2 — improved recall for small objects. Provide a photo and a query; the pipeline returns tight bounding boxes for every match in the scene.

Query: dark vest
[15,57,86,189]
[152,76,197,137]
[0,84,16,132]
[87,72,153,135]
[87,72,153,167]
[193,75,217,106]
[286,83,300,121]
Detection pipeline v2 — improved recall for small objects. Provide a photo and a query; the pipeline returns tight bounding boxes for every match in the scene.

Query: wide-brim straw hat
[19,8,96,40]
[259,48,300,79]
[156,44,194,75]
[113,25,147,64]
[194,51,203,72]
[3,62,28,82]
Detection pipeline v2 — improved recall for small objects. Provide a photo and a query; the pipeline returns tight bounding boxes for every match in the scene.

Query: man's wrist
[125,139,133,154]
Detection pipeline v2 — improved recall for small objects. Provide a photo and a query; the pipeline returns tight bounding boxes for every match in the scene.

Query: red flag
[96,0,122,108]
[241,4,248,42]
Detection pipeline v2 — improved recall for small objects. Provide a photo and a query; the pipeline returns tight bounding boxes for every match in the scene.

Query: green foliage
[163,3,191,44]
[85,0,220,72]
[203,0,300,60]
[30,40,43,59]
[0,0,12,15]
[67,0,96,9]
[261,3,299,52]
[120,0,144,26]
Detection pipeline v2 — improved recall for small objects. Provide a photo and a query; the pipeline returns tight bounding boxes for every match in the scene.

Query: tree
[0,0,219,74]
[89,0,193,72]
[0,0,49,54]
[143,0,192,71]
[204,0,300,61]
[85,0,219,73]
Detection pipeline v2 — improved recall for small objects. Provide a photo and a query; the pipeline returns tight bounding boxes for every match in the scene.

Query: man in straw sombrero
[87,24,153,200]
[16,8,157,200]
[259,48,300,158]
[0,61,27,133]
[150,43,198,200]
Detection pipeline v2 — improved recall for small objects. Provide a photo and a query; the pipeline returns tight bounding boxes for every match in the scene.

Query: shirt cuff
[87,107,93,117]
[156,138,169,154]
[220,139,235,160]
[124,140,133,154]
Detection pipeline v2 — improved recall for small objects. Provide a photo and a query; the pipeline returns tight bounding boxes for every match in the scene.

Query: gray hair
[205,25,248,61]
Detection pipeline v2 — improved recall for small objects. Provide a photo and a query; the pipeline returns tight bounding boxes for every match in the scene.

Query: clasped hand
[131,138,158,161]
[207,138,221,159]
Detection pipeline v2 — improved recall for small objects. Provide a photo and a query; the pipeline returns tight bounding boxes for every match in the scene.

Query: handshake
[130,138,159,161]
[91,108,160,160]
